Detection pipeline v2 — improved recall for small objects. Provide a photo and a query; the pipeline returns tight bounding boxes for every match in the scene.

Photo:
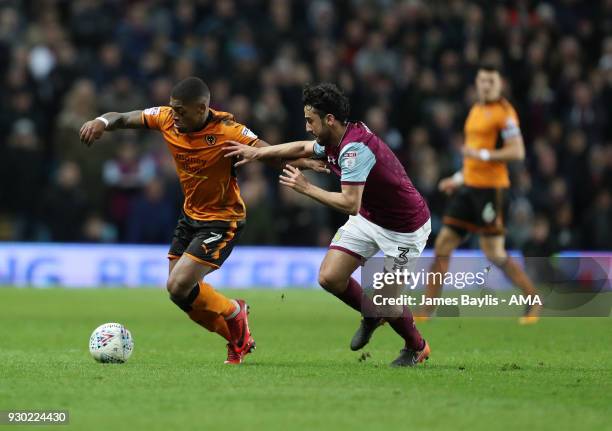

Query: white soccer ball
[88,323,134,363]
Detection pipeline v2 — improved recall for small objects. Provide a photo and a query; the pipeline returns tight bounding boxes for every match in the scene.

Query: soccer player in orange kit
[418,64,541,324]
[79,77,325,363]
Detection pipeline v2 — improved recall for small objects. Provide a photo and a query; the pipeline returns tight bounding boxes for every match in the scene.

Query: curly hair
[302,83,350,122]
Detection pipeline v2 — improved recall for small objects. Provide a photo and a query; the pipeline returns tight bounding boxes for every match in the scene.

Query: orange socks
[188,309,231,341]
[191,281,237,317]
[185,281,238,341]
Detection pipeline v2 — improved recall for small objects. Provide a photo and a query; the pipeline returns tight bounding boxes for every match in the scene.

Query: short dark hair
[477,62,502,74]
[302,83,350,122]
[171,77,210,103]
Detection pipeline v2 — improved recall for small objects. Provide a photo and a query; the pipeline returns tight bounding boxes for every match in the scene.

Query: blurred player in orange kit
[79,77,326,363]
[418,64,541,324]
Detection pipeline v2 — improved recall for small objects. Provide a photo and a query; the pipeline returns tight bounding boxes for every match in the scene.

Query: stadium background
[0,0,611,254]
[1,3,611,430]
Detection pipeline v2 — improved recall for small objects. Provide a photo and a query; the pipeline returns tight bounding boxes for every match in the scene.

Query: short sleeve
[227,124,259,146]
[142,106,172,130]
[339,142,376,184]
[499,107,521,140]
[312,141,326,158]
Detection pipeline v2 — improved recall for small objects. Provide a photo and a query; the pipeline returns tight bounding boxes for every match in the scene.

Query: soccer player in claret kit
[225,83,432,366]
[79,77,324,364]
[418,64,541,324]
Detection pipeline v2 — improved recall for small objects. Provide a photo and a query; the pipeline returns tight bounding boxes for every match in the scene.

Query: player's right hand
[438,176,460,195]
[223,141,260,166]
[79,119,106,147]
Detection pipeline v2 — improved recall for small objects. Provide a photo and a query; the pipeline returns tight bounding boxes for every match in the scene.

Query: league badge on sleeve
[501,117,521,138]
[241,127,258,139]
[342,151,357,169]
[143,107,160,116]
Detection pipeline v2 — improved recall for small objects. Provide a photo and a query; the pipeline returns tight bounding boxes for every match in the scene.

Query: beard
[314,128,332,146]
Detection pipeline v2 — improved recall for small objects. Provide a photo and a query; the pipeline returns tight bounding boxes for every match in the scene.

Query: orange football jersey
[141,106,258,221]
[463,99,521,188]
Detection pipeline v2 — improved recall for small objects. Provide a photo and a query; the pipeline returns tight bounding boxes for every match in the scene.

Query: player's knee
[317,271,333,291]
[318,270,344,294]
[434,236,454,257]
[166,278,179,296]
[166,274,190,297]
[485,251,508,268]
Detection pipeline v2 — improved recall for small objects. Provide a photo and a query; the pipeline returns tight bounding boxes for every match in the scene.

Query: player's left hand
[279,165,311,194]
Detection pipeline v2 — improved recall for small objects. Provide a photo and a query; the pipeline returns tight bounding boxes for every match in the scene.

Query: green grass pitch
[1,287,611,430]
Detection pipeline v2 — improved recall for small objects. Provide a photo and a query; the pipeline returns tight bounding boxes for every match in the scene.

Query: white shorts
[330,214,431,271]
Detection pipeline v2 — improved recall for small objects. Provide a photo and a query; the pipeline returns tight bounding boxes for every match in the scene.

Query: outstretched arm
[251,140,328,173]
[79,111,144,147]
[224,140,318,166]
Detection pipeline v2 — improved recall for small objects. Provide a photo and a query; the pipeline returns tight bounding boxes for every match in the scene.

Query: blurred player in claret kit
[224,83,432,367]
[79,77,325,364]
[418,63,541,324]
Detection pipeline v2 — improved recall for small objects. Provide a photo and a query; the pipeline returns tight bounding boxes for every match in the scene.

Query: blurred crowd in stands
[0,0,610,252]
